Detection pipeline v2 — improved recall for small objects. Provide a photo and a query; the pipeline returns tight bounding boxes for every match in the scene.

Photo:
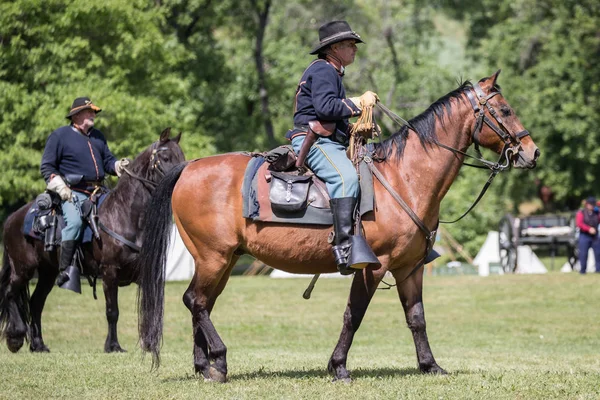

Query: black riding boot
[56,240,77,287]
[330,197,357,275]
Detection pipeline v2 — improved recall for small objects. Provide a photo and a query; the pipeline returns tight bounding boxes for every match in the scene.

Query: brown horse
[0,128,184,353]
[137,71,540,382]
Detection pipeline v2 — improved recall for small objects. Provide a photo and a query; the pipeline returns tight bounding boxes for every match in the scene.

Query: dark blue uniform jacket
[40,125,118,186]
[286,59,361,141]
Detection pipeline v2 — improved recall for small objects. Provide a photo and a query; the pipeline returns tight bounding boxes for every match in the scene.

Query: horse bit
[122,143,170,190]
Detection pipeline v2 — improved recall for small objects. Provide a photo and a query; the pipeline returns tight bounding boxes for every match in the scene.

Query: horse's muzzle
[513,145,540,169]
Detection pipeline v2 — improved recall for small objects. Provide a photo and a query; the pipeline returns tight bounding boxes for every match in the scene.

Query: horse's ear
[159,127,171,143]
[490,69,501,87]
[172,131,182,144]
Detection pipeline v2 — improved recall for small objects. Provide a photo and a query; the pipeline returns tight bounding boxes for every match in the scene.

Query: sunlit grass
[1,273,599,399]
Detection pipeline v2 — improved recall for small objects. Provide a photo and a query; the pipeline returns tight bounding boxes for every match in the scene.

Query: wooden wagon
[498,213,577,273]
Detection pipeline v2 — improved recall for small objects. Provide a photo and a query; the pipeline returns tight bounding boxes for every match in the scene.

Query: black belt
[293,125,309,132]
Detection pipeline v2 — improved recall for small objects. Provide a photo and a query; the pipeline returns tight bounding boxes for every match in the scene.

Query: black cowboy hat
[309,20,364,55]
[65,97,102,119]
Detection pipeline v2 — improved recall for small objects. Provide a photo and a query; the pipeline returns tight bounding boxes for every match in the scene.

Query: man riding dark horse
[40,97,130,289]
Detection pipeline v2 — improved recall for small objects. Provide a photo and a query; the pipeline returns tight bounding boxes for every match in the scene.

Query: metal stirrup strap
[98,221,141,252]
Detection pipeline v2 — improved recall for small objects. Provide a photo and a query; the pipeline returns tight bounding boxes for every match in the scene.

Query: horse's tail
[0,242,31,347]
[137,161,187,367]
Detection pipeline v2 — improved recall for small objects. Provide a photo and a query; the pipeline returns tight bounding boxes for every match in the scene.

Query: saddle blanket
[241,155,375,226]
[23,193,108,244]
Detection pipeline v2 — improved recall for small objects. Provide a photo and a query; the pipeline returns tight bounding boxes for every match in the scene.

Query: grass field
[1,272,599,399]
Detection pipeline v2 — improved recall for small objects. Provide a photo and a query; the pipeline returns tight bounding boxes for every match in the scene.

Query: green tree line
[1,0,599,256]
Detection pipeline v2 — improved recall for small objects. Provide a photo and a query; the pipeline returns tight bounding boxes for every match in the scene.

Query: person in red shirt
[575,196,600,274]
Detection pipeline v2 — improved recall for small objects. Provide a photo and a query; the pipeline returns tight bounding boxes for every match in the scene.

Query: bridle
[465,82,530,165]
[122,142,171,190]
[98,142,173,253]
[361,82,532,285]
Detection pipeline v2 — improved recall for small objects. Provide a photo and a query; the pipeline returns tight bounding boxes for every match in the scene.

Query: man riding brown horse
[288,20,381,275]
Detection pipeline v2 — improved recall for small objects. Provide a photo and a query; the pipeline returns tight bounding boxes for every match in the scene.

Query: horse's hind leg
[183,278,209,378]
[183,254,238,381]
[29,264,57,352]
[0,253,32,353]
[392,268,446,374]
[328,267,387,382]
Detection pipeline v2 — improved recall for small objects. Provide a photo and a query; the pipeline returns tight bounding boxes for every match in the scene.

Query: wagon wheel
[498,214,518,273]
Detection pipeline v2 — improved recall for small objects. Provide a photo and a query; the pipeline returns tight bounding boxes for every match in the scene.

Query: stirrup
[57,265,82,294]
[337,263,356,276]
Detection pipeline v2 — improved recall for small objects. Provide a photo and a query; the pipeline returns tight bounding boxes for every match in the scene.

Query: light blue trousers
[292,135,359,199]
[61,191,88,242]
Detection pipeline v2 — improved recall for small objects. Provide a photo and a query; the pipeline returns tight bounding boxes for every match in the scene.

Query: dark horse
[137,71,540,382]
[0,127,184,353]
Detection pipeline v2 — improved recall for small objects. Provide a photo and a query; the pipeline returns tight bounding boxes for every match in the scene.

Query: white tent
[473,231,500,276]
[561,248,597,273]
[165,224,195,281]
[473,231,547,276]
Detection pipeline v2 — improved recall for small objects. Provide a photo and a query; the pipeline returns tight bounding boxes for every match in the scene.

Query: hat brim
[309,33,364,55]
[66,104,102,119]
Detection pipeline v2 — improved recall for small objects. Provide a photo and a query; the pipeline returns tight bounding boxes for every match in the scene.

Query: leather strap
[365,156,435,242]
[98,221,140,252]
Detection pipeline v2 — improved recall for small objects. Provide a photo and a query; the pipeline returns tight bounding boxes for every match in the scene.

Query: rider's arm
[310,64,360,121]
[40,131,61,183]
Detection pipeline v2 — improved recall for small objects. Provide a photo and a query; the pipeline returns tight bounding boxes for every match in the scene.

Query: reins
[361,84,524,286]
[122,145,170,190]
[374,83,523,225]
[98,144,171,252]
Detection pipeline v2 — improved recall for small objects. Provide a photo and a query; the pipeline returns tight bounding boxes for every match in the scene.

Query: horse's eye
[500,106,512,117]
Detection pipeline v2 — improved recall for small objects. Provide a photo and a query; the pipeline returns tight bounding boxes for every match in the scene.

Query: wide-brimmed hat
[65,97,102,119]
[310,20,364,55]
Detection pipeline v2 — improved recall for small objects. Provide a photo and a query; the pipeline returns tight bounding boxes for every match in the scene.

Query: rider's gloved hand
[115,158,131,177]
[348,91,379,110]
[47,175,72,201]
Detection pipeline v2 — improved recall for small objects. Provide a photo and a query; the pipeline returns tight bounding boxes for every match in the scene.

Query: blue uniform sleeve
[101,138,118,176]
[311,65,361,121]
[40,131,61,182]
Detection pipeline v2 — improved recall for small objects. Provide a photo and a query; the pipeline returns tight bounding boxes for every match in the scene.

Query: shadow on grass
[162,366,475,382]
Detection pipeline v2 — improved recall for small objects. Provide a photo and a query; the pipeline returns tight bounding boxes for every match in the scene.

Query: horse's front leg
[29,265,57,352]
[102,265,125,353]
[328,267,386,382]
[392,267,446,374]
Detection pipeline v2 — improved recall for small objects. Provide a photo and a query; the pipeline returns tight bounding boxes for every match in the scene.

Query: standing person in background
[41,97,130,289]
[575,196,600,274]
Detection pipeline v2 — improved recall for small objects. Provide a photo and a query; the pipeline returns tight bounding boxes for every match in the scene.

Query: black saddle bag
[269,171,312,213]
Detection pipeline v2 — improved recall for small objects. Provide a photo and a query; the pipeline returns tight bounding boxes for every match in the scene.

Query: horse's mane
[373,80,473,160]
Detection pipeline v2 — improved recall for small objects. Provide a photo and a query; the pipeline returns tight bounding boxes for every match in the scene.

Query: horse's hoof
[195,364,211,380]
[6,336,24,353]
[30,343,51,353]
[422,364,447,375]
[206,366,227,383]
[332,376,352,384]
[105,345,127,353]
